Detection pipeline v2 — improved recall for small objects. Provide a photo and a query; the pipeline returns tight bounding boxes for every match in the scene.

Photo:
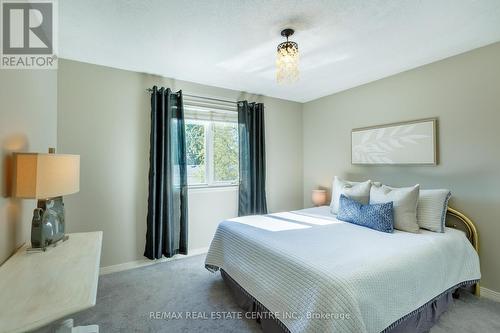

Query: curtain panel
[145,86,188,259]
[237,101,268,216]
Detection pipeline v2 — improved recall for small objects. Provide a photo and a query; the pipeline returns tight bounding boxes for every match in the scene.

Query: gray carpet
[35,254,500,333]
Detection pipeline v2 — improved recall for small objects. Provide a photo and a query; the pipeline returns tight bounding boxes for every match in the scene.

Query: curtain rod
[145,88,237,105]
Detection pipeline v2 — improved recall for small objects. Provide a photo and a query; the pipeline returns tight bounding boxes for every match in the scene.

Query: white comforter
[205,206,481,333]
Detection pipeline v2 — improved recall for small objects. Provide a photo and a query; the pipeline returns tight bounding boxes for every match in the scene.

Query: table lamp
[12,148,80,251]
[311,189,327,207]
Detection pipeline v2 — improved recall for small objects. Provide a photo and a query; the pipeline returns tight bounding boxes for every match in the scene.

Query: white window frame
[186,119,239,189]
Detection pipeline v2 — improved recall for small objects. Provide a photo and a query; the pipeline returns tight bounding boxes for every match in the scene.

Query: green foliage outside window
[185,123,205,166]
[185,120,239,185]
[213,123,238,182]
[185,123,206,183]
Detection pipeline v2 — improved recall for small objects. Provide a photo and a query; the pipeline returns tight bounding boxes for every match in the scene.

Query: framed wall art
[351,118,437,165]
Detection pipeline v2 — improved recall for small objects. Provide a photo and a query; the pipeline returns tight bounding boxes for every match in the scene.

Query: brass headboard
[446,207,480,295]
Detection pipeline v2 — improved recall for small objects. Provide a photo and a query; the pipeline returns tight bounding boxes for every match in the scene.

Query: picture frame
[351,118,437,165]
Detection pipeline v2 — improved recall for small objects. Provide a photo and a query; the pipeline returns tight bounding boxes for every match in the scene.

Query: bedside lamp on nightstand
[311,189,327,207]
[12,148,80,251]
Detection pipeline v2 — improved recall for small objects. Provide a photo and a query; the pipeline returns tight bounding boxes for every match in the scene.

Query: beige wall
[0,70,57,264]
[303,42,500,292]
[57,59,303,267]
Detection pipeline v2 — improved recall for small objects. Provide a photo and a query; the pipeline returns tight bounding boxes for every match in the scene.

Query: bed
[205,206,480,333]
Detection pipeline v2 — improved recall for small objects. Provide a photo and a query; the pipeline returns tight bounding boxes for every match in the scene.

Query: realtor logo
[1,0,57,69]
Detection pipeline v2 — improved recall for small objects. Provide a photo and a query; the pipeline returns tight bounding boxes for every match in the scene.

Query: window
[185,120,207,184]
[184,97,238,187]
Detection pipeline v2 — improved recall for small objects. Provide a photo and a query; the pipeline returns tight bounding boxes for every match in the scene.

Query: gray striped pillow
[417,189,451,232]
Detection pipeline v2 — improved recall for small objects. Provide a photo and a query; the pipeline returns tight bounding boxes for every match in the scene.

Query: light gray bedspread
[205,207,481,333]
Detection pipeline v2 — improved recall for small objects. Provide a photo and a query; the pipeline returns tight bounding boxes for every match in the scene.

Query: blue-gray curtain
[238,101,268,216]
[145,86,188,259]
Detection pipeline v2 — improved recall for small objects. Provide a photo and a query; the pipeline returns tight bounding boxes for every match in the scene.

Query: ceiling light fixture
[276,28,299,84]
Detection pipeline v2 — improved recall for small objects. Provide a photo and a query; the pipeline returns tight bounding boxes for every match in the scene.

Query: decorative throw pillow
[370,184,420,233]
[417,189,451,232]
[337,195,394,233]
[330,176,371,214]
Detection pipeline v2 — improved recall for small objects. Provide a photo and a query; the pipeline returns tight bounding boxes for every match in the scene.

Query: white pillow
[330,176,371,214]
[417,189,451,232]
[370,184,420,233]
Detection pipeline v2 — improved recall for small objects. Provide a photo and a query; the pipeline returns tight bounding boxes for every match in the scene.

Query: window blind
[183,95,237,123]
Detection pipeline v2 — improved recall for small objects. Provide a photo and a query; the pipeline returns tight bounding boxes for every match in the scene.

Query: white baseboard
[480,287,500,302]
[99,247,209,275]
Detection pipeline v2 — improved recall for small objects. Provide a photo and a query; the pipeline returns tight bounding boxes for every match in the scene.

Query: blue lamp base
[29,196,68,251]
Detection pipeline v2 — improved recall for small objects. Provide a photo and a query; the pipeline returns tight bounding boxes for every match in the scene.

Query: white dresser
[0,232,103,333]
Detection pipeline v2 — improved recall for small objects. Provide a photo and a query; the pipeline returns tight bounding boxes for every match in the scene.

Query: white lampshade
[12,153,80,199]
[311,189,327,206]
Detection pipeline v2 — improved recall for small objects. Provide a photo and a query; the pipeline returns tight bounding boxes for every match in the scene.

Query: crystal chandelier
[276,28,299,84]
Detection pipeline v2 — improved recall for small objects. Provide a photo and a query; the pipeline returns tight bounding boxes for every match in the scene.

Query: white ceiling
[59,0,500,102]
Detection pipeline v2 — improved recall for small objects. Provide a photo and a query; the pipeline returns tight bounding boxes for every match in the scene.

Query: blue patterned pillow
[337,194,394,233]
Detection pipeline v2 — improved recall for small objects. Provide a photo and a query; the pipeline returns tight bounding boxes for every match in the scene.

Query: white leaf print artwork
[352,120,436,164]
